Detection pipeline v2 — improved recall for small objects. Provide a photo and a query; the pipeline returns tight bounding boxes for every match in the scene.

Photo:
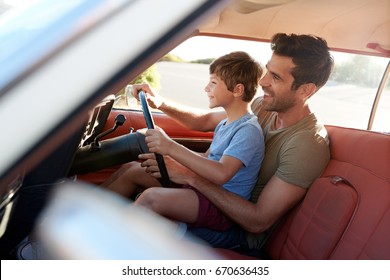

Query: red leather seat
[266,126,390,259]
[220,126,390,259]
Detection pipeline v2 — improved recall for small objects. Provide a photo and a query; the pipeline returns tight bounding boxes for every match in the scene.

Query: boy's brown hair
[210,51,263,102]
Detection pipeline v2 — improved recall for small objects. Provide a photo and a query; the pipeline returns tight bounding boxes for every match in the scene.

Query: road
[157,62,211,110]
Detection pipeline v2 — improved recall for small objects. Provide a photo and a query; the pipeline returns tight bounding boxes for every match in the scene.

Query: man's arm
[186,174,306,234]
[140,153,307,234]
[159,102,226,132]
[131,83,226,132]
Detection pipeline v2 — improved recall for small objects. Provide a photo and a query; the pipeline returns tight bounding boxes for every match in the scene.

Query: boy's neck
[224,103,251,124]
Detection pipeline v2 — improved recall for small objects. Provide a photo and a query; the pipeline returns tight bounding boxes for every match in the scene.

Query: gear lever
[91,114,126,151]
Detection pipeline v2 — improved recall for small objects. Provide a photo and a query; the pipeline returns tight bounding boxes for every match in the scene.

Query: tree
[114,65,160,108]
[331,55,384,87]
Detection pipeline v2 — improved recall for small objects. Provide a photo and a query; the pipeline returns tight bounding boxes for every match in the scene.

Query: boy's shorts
[183,185,234,231]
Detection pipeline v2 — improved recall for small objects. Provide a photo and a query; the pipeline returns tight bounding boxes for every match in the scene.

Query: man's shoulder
[250,97,275,130]
[270,114,329,156]
[290,114,329,145]
[279,117,330,166]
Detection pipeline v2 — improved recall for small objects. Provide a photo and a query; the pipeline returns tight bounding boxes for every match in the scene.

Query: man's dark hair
[271,33,334,91]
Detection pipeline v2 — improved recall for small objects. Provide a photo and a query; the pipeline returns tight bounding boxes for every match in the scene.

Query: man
[106,33,334,254]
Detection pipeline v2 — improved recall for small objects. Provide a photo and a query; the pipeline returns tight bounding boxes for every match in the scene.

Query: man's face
[259,54,298,113]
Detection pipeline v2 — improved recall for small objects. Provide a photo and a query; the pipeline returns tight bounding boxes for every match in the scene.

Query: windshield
[0,0,127,93]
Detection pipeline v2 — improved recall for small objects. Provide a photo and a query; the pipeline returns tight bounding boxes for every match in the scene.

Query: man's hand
[139,153,196,185]
[131,83,164,109]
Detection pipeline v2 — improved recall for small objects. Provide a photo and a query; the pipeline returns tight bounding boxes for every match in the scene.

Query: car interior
[0,0,389,260]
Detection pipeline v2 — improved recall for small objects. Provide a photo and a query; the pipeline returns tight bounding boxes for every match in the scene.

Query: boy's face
[204,74,234,109]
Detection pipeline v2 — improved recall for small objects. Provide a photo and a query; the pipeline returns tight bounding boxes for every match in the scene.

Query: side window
[113,36,270,111]
[113,62,211,111]
[371,69,390,133]
[114,36,390,133]
[310,53,389,132]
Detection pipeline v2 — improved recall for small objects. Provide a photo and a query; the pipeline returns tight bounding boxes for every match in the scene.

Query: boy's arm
[145,129,242,185]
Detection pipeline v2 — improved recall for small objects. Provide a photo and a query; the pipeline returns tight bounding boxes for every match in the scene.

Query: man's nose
[259,72,270,86]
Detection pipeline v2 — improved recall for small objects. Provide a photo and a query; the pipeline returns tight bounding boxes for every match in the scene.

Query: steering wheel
[139,91,171,187]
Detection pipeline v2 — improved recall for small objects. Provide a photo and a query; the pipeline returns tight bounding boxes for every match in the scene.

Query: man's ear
[233,83,245,98]
[299,83,317,99]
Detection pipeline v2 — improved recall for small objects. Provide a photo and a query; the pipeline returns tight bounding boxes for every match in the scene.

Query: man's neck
[274,105,311,129]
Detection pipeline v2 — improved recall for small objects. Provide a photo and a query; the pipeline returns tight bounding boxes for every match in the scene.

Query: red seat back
[265,126,390,259]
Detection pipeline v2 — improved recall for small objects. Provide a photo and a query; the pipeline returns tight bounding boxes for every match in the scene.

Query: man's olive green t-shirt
[245,98,330,250]
[250,97,330,203]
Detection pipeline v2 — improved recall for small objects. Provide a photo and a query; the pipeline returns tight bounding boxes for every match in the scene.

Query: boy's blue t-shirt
[208,112,264,200]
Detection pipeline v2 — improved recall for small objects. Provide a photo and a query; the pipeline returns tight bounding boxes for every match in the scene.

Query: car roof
[198,0,390,57]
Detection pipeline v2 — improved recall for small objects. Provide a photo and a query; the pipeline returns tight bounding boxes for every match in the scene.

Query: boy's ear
[233,83,245,97]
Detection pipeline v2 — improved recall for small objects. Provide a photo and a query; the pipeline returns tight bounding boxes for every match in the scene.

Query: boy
[134,51,265,231]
